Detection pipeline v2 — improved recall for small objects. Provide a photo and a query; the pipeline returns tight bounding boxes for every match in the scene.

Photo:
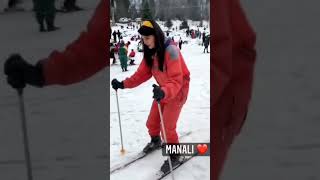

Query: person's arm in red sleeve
[41,0,108,86]
[123,59,152,88]
[212,0,233,106]
[161,45,184,102]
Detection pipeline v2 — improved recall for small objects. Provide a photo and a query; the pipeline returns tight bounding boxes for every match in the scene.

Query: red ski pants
[146,100,184,144]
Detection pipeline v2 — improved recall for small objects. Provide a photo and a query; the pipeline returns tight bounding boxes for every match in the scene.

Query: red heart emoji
[197,144,208,155]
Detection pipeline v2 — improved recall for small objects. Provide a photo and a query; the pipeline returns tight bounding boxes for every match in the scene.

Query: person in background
[4,0,20,11]
[112,30,117,43]
[202,31,206,46]
[128,49,136,65]
[118,41,128,72]
[34,0,59,32]
[110,43,116,64]
[117,30,121,42]
[178,37,183,50]
[125,41,131,50]
[203,35,210,53]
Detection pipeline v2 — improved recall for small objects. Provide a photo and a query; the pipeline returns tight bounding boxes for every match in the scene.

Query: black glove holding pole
[4,54,45,89]
[111,79,124,90]
[152,84,165,101]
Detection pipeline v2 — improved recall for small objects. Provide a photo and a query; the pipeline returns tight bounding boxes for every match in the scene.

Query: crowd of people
[110,21,211,74]
[110,40,136,72]
[110,21,210,73]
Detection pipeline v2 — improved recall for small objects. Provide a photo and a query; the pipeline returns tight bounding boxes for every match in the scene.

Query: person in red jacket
[4,0,107,88]
[128,49,136,65]
[111,20,190,173]
[212,0,256,179]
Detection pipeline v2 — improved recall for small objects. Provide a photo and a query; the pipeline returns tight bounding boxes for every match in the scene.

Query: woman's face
[142,35,155,49]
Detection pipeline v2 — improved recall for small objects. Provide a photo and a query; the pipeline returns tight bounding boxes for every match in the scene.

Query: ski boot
[46,15,60,32]
[143,136,162,154]
[160,154,184,174]
[36,14,46,32]
[72,5,83,11]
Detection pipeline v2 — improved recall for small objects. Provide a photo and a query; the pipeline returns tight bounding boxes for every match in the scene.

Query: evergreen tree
[158,0,169,21]
[165,19,173,29]
[199,20,203,27]
[141,0,153,20]
[115,0,130,21]
[128,4,138,19]
[149,0,156,18]
[180,19,189,29]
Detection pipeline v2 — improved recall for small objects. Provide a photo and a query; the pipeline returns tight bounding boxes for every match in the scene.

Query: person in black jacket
[112,30,117,42]
[178,37,183,50]
[203,35,210,53]
[7,0,18,9]
[34,0,59,32]
[4,0,24,11]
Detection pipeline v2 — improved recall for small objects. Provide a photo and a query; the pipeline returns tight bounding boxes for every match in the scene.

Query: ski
[155,153,198,180]
[110,150,150,174]
[110,131,192,174]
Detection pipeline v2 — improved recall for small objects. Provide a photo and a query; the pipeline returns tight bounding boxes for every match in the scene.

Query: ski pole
[115,90,125,154]
[17,88,33,180]
[153,85,175,180]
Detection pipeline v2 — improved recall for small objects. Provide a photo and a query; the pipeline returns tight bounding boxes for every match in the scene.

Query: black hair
[142,20,166,71]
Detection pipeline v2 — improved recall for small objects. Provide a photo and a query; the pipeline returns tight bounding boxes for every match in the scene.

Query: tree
[149,0,156,18]
[128,4,138,19]
[180,19,189,29]
[141,0,153,20]
[165,19,173,29]
[158,0,169,21]
[199,20,203,27]
[115,0,130,21]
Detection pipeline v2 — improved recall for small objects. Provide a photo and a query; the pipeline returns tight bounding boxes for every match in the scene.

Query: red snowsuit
[212,0,256,179]
[129,51,135,58]
[40,0,108,85]
[123,39,190,144]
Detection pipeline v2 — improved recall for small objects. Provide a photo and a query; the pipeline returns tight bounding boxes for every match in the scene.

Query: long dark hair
[142,20,166,71]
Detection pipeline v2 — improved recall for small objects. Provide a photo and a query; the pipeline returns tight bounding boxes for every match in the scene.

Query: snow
[110,22,210,179]
[221,1,320,180]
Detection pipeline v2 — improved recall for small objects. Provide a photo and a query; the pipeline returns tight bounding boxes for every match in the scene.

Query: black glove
[111,79,124,90]
[4,54,45,89]
[152,84,165,101]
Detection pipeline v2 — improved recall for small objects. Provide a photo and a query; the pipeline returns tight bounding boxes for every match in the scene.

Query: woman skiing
[111,20,190,173]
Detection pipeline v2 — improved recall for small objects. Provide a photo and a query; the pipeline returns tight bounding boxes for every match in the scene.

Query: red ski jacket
[123,39,190,104]
[213,0,256,138]
[41,0,108,85]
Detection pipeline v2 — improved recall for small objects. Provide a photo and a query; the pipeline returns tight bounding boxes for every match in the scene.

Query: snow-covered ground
[0,1,109,180]
[221,1,320,180]
[110,21,210,179]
